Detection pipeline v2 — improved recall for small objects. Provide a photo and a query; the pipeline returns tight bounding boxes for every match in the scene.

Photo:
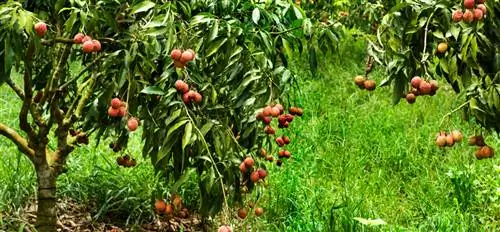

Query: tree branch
[0,123,35,157]
[19,39,37,141]
[5,77,25,99]
[58,54,105,91]
[38,44,72,109]
[41,38,76,46]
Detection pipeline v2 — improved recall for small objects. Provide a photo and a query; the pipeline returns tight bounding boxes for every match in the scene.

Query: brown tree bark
[35,162,58,232]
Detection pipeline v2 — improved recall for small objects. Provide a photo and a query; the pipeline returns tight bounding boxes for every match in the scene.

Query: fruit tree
[0,0,336,231]
[368,0,500,132]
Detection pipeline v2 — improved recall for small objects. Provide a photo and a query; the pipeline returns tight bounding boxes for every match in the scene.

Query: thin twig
[439,100,471,127]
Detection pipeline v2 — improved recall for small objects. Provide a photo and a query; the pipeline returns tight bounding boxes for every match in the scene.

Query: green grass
[1,39,499,231]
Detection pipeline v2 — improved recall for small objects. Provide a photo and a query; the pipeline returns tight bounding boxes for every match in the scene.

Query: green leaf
[140,86,165,95]
[252,8,260,25]
[167,119,188,139]
[209,20,219,41]
[200,121,214,136]
[308,45,317,76]
[131,1,156,14]
[205,38,227,57]
[182,122,192,150]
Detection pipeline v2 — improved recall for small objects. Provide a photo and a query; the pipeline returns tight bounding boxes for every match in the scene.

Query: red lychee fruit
[285,114,294,122]
[108,106,120,117]
[419,81,432,95]
[170,49,182,60]
[82,41,94,53]
[82,36,92,43]
[473,8,483,21]
[34,22,47,37]
[475,146,494,160]
[464,0,475,9]
[275,137,285,147]
[274,104,284,114]
[436,134,447,147]
[175,80,189,93]
[244,157,254,167]
[262,106,272,117]
[354,75,365,88]
[237,208,247,219]
[92,40,101,52]
[264,125,275,135]
[73,33,85,44]
[463,10,474,23]
[411,76,422,88]
[239,162,247,173]
[218,225,232,232]
[452,10,463,22]
[164,204,173,215]
[451,130,463,142]
[193,92,203,104]
[182,92,192,104]
[155,199,166,214]
[180,50,195,63]
[270,107,281,117]
[111,98,122,109]
[127,118,139,131]
[363,80,376,91]
[406,93,416,104]
[263,117,272,125]
[257,169,267,178]
[446,134,455,147]
[477,4,487,14]
[250,171,260,183]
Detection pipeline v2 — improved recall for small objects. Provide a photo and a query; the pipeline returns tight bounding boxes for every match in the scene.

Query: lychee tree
[368,0,500,132]
[0,0,337,231]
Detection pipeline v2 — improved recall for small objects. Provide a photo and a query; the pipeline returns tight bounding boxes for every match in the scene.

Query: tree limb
[5,77,25,99]
[41,38,76,46]
[19,39,37,140]
[0,123,35,157]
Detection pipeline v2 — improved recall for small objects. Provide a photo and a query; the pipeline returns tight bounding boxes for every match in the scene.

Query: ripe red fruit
[463,10,474,23]
[264,125,275,135]
[475,146,494,160]
[275,137,285,147]
[266,155,274,161]
[73,33,85,44]
[446,134,455,147]
[193,92,203,104]
[436,135,447,147]
[363,80,376,91]
[172,195,182,209]
[257,169,267,178]
[254,207,264,217]
[155,199,166,213]
[171,49,182,60]
[108,107,120,117]
[244,157,254,167]
[218,225,232,232]
[278,115,287,125]
[256,111,265,121]
[34,22,47,37]
[429,80,439,92]
[92,40,101,52]
[82,36,92,43]
[182,92,191,104]
[411,76,422,88]
[464,0,475,9]
[477,4,487,14]
[473,8,483,21]
[263,117,272,125]
[452,10,463,22]
[82,41,94,53]
[250,171,260,183]
[263,106,272,117]
[270,107,281,117]
[111,98,122,109]
[165,204,174,215]
[451,130,463,142]
[274,104,284,114]
[354,75,365,88]
[289,107,298,115]
[295,108,304,116]
[419,81,432,95]
[180,50,195,63]
[468,135,485,146]
[175,80,189,93]
[239,162,247,173]
[406,93,416,104]
[283,135,290,144]
[278,150,285,158]
[285,114,294,122]
[237,208,247,219]
[127,118,139,131]
[283,150,291,158]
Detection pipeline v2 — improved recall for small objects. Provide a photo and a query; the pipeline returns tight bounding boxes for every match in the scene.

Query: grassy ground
[0,39,499,231]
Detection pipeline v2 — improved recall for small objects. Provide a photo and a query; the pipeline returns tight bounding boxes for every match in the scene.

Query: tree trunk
[35,164,58,232]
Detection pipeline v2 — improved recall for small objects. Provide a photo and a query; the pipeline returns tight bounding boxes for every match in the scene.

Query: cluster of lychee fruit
[435,130,463,148]
[236,204,264,221]
[452,0,487,23]
[405,76,439,104]
[170,49,196,68]
[154,195,189,218]
[257,104,302,133]
[175,80,203,105]
[354,75,376,91]
[468,135,495,160]
[73,33,101,53]
[108,98,128,118]
[239,157,268,183]
[116,154,137,167]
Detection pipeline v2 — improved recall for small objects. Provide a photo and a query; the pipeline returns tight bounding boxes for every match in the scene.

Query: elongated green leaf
[167,119,188,139]
[252,8,260,25]
[182,122,192,150]
[140,86,165,95]
[205,38,227,57]
[131,1,155,14]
